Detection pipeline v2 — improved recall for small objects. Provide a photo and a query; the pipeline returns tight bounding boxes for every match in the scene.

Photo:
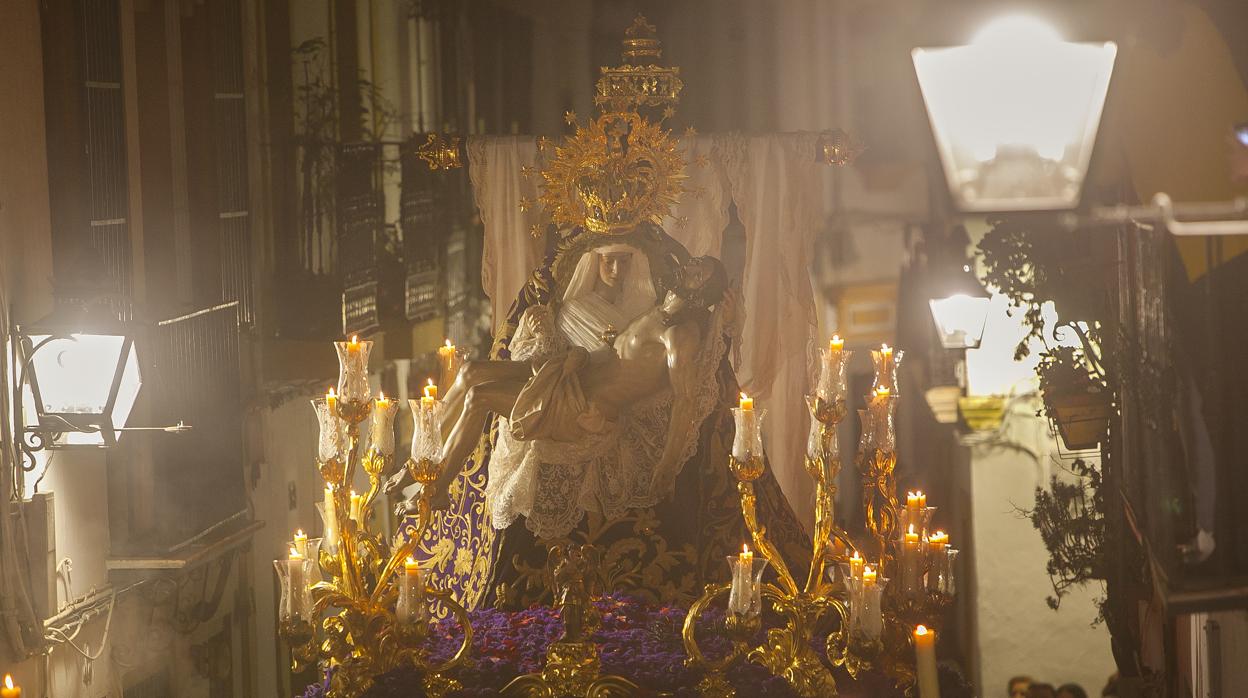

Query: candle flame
[915,490,923,498]
[851,551,861,561]
[350,335,359,344]
[295,529,305,537]
[934,530,945,538]
[378,391,385,400]
[740,392,749,401]
[915,624,929,636]
[406,556,418,566]
[742,543,750,555]
[881,343,891,353]
[444,339,453,348]
[908,523,916,535]
[327,387,336,398]
[863,565,875,576]
[832,334,841,342]
[4,675,13,689]
[289,546,300,557]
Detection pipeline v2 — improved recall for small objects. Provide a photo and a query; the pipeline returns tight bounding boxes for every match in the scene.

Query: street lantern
[928,258,991,349]
[912,16,1117,212]
[16,304,142,448]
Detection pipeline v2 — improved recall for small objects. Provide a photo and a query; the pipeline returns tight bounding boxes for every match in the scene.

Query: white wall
[964,295,1116,695]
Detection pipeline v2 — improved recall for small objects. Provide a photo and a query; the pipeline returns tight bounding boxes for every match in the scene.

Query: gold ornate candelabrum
[683,338,959,697]
[276,337,472,698]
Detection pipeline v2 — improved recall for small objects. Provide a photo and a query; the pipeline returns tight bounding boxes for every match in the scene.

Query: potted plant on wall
[1037,345,1113,451]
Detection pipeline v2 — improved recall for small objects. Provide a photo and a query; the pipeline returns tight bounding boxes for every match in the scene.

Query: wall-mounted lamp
[928,262,991,350]
[12,301,187,467]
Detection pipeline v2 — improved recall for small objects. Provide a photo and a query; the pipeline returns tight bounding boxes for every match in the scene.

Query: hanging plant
[1028,458,1108,614]
[977,217,1106,360]
[1037,344,1113,452]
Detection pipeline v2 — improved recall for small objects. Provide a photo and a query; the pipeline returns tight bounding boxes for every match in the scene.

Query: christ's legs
[439,359,531,440]
[433,379,525,507]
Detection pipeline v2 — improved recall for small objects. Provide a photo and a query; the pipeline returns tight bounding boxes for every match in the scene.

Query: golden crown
[527,16,689,237]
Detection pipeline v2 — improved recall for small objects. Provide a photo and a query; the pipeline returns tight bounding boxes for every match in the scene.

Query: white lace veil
[560,244,656,322]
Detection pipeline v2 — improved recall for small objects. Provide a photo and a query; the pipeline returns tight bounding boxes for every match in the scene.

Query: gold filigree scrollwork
[279,398,473,698]
[415,133,463,171]
[502,545,640,697]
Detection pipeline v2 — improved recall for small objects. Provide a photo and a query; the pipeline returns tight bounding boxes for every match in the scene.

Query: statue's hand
[383,468,410,495]
[393,498,417,519]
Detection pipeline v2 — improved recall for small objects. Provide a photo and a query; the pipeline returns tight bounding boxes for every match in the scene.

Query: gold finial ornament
[594,14,684,111]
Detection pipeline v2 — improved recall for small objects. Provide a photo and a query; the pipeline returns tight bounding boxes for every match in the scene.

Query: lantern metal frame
[9,309,185,472]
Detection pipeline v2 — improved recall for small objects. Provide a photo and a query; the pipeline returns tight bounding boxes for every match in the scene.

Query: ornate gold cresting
[278,343,472,698]
[594,14,684,112]
[414,133,463,170]
[683,345,958,696]
[502,545,639,697]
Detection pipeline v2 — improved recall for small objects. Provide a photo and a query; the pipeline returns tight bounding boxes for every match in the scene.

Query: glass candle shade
[927,547,959,596]
[730,407,766,461]
[408,398,444,465]
[865,392,897,453]
[849,578,886,642]
[727,554,768,619]
[312,397,345,463]
[897,506,936,543]
[274,557,313,622]
[290,536,324,585]
[316,499,339,555]
[369,397,400,456]
[335,338,373,403]
[395,564,428,627]
[871,346,903,396]
[815,345,851,404]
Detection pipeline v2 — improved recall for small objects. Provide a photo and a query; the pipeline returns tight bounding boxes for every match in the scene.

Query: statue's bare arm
[653,322,702,490]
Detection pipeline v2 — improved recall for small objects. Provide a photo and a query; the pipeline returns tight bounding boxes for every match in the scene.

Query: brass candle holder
[683,344,959,697]
[277,341,472,698]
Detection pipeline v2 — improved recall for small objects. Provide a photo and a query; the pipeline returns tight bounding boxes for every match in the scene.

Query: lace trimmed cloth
[486,304,729,539]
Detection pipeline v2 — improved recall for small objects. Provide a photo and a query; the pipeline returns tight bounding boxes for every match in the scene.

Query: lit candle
[396,555,427,625]
[875,386,891,400]
[293,530,308,558]
[881,343,893,360]
[862,565,877,587]
[348,335,361,354]
[906,491,920,512]
[370,391,399,456]
[738,392,754,411]
[3,674,21,698]
[349,491,362,523]
[326,387,338,415]
[849,550,864,582]
[421,378,437,410]
[829,334,844,354]
[917,491,927,509]
[728,543,762,618]
[438,339,459,392]
[929,531,949,552]
[913,625,940,698]
[906,524,920,546]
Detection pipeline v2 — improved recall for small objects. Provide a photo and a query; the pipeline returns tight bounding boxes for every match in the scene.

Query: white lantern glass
[913,17,1117,212]
[928,294,992,349]
[27,332,142,446]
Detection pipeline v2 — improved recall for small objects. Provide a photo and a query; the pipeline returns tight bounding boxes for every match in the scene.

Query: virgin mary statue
[559,244,656,348]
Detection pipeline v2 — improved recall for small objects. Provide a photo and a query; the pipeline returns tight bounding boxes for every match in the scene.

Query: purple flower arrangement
[297,595,905,697]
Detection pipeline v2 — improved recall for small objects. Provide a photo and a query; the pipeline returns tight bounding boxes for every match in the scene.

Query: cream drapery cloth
[469,133,824,529]
[715,132,822,528]
[467,136,546,333]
